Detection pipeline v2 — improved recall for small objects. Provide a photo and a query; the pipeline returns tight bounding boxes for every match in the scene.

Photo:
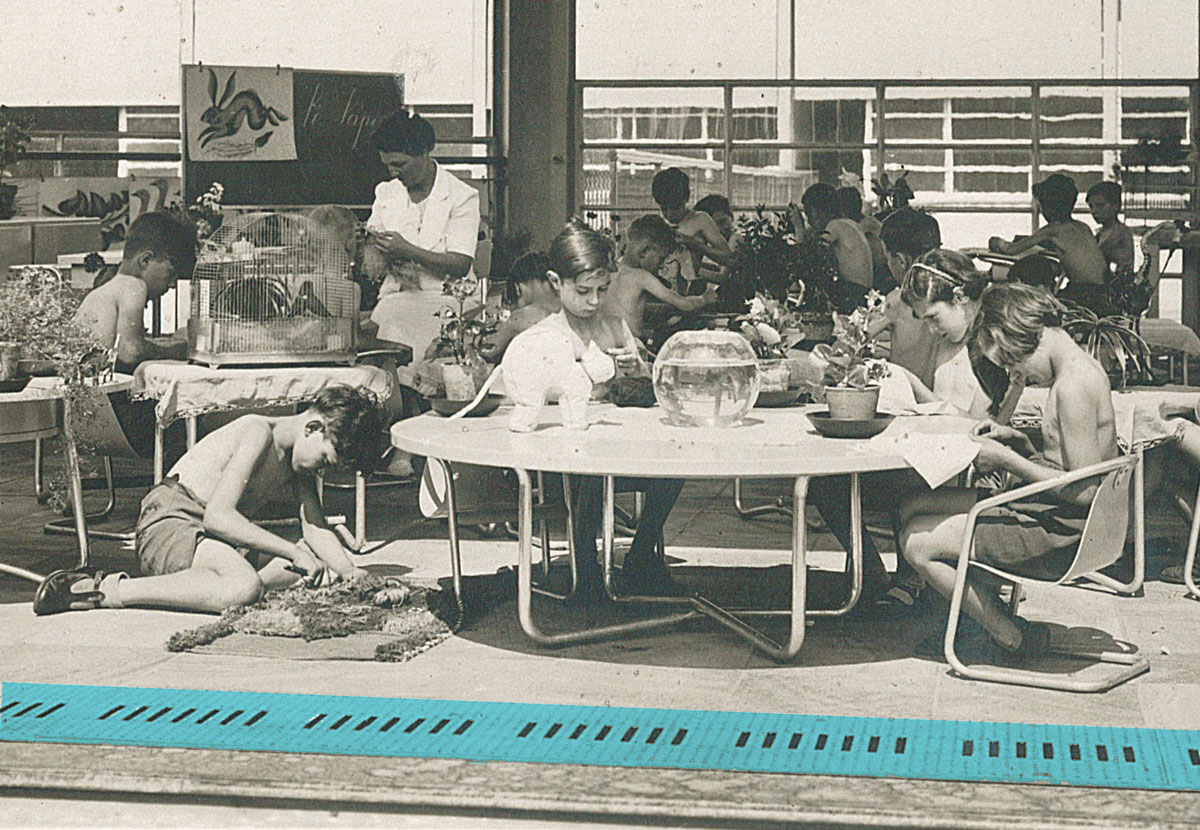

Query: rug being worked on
[167,575,453,662]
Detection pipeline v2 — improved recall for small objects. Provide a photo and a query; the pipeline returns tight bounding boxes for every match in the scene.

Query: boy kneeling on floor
[34,386,383,615]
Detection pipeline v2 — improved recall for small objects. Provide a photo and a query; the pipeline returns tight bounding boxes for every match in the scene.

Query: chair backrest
[1058,458,1136,583]
[418,458,518,519]
[66,386,143,460]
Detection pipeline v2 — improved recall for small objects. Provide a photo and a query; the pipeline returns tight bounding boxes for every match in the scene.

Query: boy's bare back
[1035,221,1108,286]
[605,263,655,337]
[72,273,148,350]
[168,414,295,514]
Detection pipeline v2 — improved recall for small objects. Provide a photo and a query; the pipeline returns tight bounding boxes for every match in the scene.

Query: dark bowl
[806,411,895,439]
[755,387,806,408]
[429,394,504,418]
[0,376,32,394]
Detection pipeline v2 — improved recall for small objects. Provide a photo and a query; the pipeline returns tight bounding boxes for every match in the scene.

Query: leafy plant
[1121,132,1188,168]
[0,106,32,179]
[429,274,500,366]
[167,181,224,245]
[725,206,834,314]
[810,291,890,387]
[734,294,805,359]
[871,168,913,218]
[1060,302,1152,389]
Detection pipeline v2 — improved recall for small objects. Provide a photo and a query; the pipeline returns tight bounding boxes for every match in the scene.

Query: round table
[0,374,132,584]
[392,402,975,660]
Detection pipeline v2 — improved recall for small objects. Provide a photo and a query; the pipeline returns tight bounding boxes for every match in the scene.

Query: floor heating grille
[2,682,1198,791]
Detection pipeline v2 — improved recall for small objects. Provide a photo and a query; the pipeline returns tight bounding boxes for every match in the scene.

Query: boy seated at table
[72,211,194,459]
[33,386,382,616]
[988,173,1110,313]
[477,251,558,362]
[795,183,874,312]
[604,215,718,338]
[898,282,1118,660]
[652,168,734,295]
[1086,180,1135,276]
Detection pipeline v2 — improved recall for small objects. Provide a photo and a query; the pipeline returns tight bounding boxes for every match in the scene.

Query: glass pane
[1039,87,1106,146]
[728,149,818,208]
[583,87,723,144]
[581,148,725,210]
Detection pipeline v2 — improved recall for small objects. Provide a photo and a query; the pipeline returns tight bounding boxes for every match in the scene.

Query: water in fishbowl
[652,330,762,427]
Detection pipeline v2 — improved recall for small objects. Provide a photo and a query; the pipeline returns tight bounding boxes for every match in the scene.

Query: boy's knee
[220,573,264,608]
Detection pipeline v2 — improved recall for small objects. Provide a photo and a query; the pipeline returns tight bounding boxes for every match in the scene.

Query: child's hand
[701,285,720,306]
[605,347,639,374]
[676,232,705,253]
[291,543,326,587]
[988,236,1008,254]
[969,435,1012,474]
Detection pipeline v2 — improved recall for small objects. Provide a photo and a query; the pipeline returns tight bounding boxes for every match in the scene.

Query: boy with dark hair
[797,183,874,310]
[73,211,194,371]
[989,173,1109,311]
[869,208,943,387]
[651,168,733,294]
[34,386,384,615]
[693,193,735,242]
[1086,180,1135,274]
[604,214,717,338]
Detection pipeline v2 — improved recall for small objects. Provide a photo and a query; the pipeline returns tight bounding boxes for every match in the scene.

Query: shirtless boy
[72,212,193,371]
[989,173,1110,312]
[604,214,717,338]
[651,167,734,294]
[33,386,383,615]
[796,183,874,311]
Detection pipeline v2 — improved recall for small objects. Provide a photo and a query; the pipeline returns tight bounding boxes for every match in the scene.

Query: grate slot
[380,717,400,733]
[14,704,41,717]
[35,703,65,719]
[789,732,803,750]
[195,709,219,725]
[647,727,663,745]
[122,706,149,722]
[0,701,21,714]
[172,708,196,723]
[354,717,376,732]
[963,740,974,757]
[544,723,561,739]
[454,720,473,736]
[815,734,828,751]
[894,737,906,755]
[430,719,450,735]
[220,710,244,726]
[244,711,267,727]
[1070,744,1081,761]
[404,718,425,734]
[736,731,750,748]
[146,708,171,723]
[99,706,123,720]
[841,736,854,752]
[569,724,587,740]
[867,736,879,753]
[1190,749,1200,766]
[517,722,535,738]
[762,732,776,749]
[595,726,611,741]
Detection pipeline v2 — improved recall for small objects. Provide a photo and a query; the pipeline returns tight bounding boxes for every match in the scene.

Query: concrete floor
[3,440,1200,827]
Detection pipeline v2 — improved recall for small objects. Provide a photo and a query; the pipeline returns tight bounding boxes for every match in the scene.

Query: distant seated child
[867,208,943,389]
[838,186,890,290]
[652,168,734,295]
[989,173,1110,313]
[533,220,687,599]
[604,214,717,338]
[797,183,874,312]
[694,193,738,248]
[1086,180,1135,275]
[33,386,383,616]
[478,252,558,361]
[71,212,194,459]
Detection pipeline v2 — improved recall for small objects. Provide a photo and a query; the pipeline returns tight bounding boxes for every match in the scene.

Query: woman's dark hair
[310,385,385,473]
[1032,173,1078,223]
[503,251,550,305]
[836,187,864,221]
[900,248,989,307]
[974,282,1063,369]
[548,218,616,280]
[694,194,731,216]
[371,110,436,156]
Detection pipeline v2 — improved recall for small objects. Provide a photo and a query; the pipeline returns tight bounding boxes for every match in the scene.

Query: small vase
[758,358,792,392]
[0,341,20,381]
[824,385,880,420]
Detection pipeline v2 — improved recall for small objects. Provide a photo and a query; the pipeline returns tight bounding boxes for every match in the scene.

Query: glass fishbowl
[652,330,761,427]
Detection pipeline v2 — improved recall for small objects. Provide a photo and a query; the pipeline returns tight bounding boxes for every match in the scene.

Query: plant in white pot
[734,292,805,392]
[0,106,33,221]
[810,291,889,419]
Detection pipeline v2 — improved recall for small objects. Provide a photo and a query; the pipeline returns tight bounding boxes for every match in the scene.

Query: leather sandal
[32,569,107,616]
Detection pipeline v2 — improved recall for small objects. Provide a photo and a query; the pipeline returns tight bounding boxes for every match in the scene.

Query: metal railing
[573,77,1200,234]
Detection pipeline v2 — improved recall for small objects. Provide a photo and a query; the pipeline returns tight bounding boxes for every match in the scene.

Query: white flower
[748,296,767,317]
[755,322,782,345]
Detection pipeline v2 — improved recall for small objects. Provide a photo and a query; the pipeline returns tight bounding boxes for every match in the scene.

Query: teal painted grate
[2,682,1199,791]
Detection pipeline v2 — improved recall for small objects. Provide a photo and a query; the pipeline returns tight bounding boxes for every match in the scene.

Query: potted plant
[1060,301,1152,389]
[870,167,913,221]
[734,293,805,391]
[415,273,500,401]
[0,106,33,221]
[810,291,890,419]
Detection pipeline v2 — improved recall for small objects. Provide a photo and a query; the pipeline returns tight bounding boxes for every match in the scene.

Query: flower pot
[0,183,17,220]
[824,385,880,420]
[758,358,792,392]
[0,341,20,381]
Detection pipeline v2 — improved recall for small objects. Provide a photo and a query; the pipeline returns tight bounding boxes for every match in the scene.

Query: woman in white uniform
[365,110,481,386]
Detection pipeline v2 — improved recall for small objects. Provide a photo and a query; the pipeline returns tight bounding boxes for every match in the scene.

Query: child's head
[1086,180,1122,226]
[547,219,617,320]
[974,282,1063,379]
[371,110,437,188]
[294,386,384,475]
[1032,173,1078,223]
[836,187,864,221]
[623,214,675,273]
[122,212,196,299]
[694,194,734,239]
[900,248,989,344]
[1006,254,1062,291]
[504,251,553,308]
[800,183,841,230]
[879,208,942,284]
[652,167,691,220]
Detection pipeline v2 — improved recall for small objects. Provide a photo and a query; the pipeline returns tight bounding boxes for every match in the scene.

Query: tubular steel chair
[1175,476,1200,601]
[941,453,1149,692]
[419,459,579,618]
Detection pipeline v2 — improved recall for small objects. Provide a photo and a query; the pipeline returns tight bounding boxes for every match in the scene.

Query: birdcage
[188,212,359,367]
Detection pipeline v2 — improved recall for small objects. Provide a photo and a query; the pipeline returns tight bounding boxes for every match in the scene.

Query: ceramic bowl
[754,387,806,408]
[429,394,504,418]
[806,411,895,439]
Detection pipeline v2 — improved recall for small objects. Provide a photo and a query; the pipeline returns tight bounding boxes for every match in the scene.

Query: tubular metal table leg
[733,477,793,519]
[515,469,698,647]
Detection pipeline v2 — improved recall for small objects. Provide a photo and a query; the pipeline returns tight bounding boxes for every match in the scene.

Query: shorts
[135,477,207,576]
[973,495,1089,581]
